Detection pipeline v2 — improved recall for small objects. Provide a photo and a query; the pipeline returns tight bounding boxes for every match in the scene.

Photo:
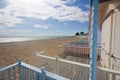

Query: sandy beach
[0,36,80,68]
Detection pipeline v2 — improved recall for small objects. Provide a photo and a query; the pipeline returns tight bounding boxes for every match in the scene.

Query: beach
[0,36,80,68]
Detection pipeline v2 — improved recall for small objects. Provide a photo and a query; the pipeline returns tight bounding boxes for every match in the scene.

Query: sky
[0,0,89,37]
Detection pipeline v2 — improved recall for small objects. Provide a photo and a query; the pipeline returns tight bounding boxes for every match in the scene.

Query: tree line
[75,32,88,36]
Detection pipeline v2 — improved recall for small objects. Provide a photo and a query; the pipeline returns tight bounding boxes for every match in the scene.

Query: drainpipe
[89,0,98,80]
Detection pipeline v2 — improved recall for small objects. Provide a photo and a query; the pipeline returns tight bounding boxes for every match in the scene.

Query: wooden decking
[36,54,109,80]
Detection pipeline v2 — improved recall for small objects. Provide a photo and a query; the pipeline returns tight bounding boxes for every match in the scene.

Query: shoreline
[0,36,73,44]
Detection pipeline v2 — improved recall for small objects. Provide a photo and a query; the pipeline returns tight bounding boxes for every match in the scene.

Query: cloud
[0,29,32,33]
[0,13,22,29]
[0,0,89,28]
[34,24,51,29]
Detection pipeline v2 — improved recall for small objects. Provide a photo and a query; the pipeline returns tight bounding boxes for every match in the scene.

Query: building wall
[101,5,120,69]
[101,14,112,68]
[111,10,120,70]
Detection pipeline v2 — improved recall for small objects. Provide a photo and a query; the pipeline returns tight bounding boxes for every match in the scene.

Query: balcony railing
[36,53,120,80]
[0,60,69,80]
[64,42,101,59]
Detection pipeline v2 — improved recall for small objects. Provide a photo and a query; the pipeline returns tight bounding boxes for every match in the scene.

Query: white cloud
[0,0,89,28]
[0,13,22,29]
[0,29,33,33]
[34,24,51,29]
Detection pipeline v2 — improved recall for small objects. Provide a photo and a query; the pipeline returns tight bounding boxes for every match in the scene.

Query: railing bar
[19,64,22,80]
[20,68,23,80]
[28,68,30,80]
[68,64,74,78]
[55,59,58,74]
[21,66,23,80]
[36,72,38,80]
[24,67,26,80]
[1,72,4,80]
[13,67,16,80]
[39,73,41,80]
[59,61,62,76]
[32,71,35,80]
[30,69,34,80]
[8,69,11,80]
[29,69,32,80]
[26,68,29,80]
[36,73,40,80]
[23,66,25,80]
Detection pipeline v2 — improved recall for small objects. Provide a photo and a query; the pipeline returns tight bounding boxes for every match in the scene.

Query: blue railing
[0,60,69,80]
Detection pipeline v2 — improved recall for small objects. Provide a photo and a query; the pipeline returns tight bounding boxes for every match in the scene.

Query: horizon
[0,0,89,37]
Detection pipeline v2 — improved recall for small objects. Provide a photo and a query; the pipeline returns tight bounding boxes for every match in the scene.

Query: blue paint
[13,67,16,80]
[8,69,11,80]
[41,67,46,80]
[0,61,69,80]
[89,0,98,80]
[18,59,22,65]
[18,59,22,80]
[2,72,4,80]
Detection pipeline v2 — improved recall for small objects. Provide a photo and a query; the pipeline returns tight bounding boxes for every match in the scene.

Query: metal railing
[36,53,120,80]
[0,60,69,80]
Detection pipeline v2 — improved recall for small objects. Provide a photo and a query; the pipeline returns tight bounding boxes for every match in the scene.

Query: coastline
[0,36,72,43]
[0,36,80,68]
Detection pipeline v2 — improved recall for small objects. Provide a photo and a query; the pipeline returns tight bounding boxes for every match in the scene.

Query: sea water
[0,36,70,43]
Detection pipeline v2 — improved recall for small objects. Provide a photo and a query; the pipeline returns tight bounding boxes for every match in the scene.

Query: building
[89,0,120,70]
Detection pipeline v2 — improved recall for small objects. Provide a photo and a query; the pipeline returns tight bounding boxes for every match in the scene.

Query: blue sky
[0,0,89,37]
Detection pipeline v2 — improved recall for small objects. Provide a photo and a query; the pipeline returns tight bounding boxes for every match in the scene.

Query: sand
[0,36,80,68]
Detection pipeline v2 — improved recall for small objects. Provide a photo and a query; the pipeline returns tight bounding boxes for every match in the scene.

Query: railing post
[13,67,16,80]
[18,59,22,80]
[1,72,4,80]
[8,69,11,80]
[41,67,46,80]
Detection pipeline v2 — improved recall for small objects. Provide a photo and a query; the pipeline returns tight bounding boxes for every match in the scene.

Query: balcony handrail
[0,63,18,72]
[36,53,90,68]
[0,60,70,80]
[36,53,120,73]
[97,66,120,75]
[21,62,70,80]
[36,53,120,80]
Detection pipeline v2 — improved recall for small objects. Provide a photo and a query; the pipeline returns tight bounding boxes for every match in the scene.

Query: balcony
[64,42,101,59]
[0,54,120,80]
[0,60,69,80]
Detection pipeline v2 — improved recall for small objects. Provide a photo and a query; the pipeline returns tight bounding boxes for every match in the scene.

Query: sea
[0,36,71,43]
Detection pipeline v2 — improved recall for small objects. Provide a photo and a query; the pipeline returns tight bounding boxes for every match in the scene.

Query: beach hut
[89,0,120,70]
